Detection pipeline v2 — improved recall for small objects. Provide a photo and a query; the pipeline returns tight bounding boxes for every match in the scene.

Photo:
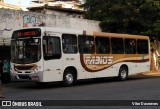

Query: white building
[28,0,84,18]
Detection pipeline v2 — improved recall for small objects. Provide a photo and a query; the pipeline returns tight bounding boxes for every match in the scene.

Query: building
[0,1,22,60]
[0,1,21,59]
[0,1,22,10]
[27,0,84,18]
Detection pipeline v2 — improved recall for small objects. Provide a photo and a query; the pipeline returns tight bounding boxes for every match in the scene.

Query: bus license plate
[31,76,39,81]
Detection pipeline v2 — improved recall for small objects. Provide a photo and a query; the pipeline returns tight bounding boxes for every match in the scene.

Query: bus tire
[118,66,128,81]
[63,69,75,87]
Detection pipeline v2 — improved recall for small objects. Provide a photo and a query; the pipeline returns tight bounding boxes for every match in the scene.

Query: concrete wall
[45,9,83,18]
[0,9,101,45]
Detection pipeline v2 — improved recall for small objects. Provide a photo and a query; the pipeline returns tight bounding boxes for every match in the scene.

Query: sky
[4,0,30,10]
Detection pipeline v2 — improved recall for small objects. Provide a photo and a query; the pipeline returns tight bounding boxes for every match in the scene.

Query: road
[0,75,160,109]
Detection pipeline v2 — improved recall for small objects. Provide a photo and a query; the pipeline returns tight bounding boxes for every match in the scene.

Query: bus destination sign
[18,31,37,37]
[12,28,41,39]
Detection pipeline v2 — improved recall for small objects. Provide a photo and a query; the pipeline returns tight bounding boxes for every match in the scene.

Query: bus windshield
[11,38,41,64]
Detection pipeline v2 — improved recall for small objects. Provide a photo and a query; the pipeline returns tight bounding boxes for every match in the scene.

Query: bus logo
[85,56,113,65]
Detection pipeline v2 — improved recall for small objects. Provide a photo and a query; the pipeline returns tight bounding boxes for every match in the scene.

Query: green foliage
[83,0,160,37]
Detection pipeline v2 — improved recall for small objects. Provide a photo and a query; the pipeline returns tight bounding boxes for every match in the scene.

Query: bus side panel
[80,53,150,78]
[43,59,63,82]
[92,65,118,78]
[62,54,92,80]
[130,55,150,75]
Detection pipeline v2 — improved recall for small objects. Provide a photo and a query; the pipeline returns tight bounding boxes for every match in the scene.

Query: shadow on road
[2,75,160,89]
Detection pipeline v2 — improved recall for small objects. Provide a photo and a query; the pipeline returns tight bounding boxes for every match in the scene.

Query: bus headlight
[35,71,39,74]
[33,68,39,74]
[10,68,15,73]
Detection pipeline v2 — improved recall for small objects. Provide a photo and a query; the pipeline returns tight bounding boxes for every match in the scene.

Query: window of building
[62,34,77,54]
[78,35,94,54]
[95,37,110,54]
[111,38,124,54]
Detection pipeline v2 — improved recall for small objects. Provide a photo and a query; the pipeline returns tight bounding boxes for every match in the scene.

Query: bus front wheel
[118,66,128,81]
[63,69,76,87]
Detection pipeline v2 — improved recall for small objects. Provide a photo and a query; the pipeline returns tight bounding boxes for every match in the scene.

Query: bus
[10,27,150,86]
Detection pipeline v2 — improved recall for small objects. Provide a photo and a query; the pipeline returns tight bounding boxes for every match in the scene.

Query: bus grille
[14,66,33,70]
[18,75,30,79]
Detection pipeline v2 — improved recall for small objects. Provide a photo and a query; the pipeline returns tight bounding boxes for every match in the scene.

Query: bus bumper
[11,73,40,82]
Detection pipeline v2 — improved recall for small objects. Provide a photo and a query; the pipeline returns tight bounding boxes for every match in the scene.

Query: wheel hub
[66,74,73,84]
[121,70,127,78]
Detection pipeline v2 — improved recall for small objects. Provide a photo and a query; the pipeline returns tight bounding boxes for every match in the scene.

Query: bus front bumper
[11,73,40,82]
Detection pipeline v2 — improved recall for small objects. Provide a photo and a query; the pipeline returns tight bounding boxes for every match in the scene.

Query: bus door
[43,35,62,82]
[136,39,150,72]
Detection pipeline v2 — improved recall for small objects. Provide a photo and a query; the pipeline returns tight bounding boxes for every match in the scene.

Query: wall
[45,9,83,18]
[0,9,101,45]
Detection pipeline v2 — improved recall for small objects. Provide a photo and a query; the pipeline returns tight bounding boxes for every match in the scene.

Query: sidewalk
[143,70,160,76]
[130,70,160,78]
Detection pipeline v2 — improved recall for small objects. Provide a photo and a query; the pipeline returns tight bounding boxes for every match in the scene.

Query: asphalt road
[0,75,160,109]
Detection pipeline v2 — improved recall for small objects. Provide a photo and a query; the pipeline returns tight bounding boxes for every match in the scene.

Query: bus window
[62,34,77,54]
[43,36,61,60]
[137,39,148,54]
[78,35,94,54]
[111,38,124,54]
[125,39,136,54]
[95,37,110,54]
[25,38,41,61]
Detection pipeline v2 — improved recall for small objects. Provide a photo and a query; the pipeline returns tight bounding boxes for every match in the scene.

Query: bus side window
[43,39,47,57]
[43,44,46,56]
[78,35,95,54]
[125,39,136,54]
[95,37,110,54]
[43,36,61,60]
[137,39,148,54]
[48,42,53,56]
[111,38,124,54]
[62,34,77,54]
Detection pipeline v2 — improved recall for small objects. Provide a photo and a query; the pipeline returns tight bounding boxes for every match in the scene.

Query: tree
[83,0,160,37]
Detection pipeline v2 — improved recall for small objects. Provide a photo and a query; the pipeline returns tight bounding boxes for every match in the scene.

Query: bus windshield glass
[11,38,41,64]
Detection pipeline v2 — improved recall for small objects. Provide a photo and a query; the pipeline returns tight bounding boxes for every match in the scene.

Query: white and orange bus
[10,27,150,86]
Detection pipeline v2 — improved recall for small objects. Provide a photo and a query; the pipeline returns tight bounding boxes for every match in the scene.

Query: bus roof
[13,27,84,36]
[92,31,149,39]
[43,27,84,35]
[14,27,149,40]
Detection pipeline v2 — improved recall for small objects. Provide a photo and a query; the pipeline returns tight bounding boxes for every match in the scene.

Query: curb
[143,70,160,76]
[130,71,160,78]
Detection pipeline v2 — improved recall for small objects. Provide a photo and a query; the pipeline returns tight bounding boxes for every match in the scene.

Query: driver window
[43,36,61,60]
[62,34,77,54]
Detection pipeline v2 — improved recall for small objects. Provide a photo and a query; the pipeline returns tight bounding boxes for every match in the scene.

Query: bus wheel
[63,69,75,87]
[118,66,128,81]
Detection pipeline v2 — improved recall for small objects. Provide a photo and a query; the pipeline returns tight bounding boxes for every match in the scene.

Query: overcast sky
[4,0,31,9]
